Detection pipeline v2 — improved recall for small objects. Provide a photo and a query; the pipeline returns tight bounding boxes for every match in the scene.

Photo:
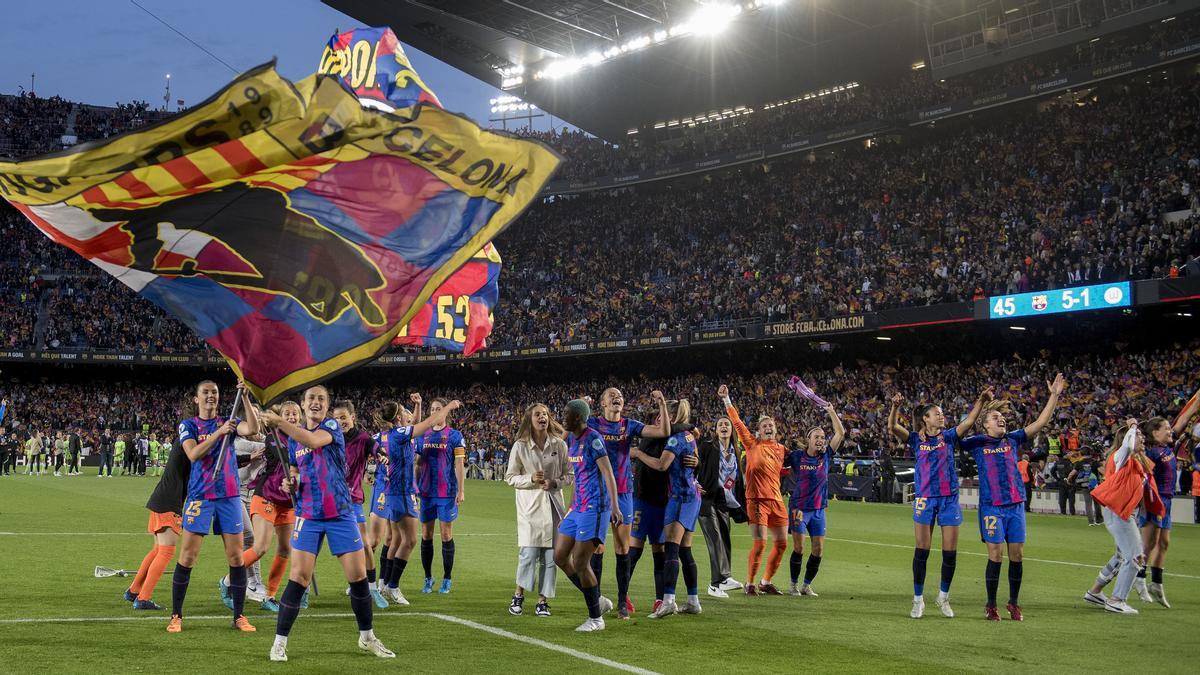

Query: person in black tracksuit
[0,427,12,475]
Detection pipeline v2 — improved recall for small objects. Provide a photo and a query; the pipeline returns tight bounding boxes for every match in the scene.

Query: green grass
[0,473,1195,674]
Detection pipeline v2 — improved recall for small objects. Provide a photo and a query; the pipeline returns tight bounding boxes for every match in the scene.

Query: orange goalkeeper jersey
[726,403,785,503]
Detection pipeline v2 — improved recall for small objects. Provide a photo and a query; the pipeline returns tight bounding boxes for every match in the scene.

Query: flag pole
[212,389,243,477]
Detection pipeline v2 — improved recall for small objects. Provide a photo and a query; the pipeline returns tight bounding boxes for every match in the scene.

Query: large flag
[0,58,559,403]
[321,27,503,355]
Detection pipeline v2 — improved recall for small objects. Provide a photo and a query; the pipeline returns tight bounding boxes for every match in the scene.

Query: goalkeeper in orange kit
[718,384,788,595]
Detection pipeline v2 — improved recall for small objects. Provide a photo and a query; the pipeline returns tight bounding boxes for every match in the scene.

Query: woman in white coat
[505,403,571,617]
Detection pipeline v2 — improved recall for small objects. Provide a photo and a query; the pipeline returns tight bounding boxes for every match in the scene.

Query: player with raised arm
[261,385,396,662]
[554,399,621,632]
[889,387,991,619]
[784,400,845,598]
[586,388,669,618]
[1085,420,1163,615]
[962,374,1064,621]
[631,399,703,618]
[720,384,788,595]
[413,397,467,594]
[1132,389,1197,608]
[376,394,457,605]
[168,380,260,634]
[333,400,388,609]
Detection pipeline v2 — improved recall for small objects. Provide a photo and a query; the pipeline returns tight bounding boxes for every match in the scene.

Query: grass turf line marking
[0,612,660,674]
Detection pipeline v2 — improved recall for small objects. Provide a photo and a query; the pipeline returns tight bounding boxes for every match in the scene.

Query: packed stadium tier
[2,69,1199,356]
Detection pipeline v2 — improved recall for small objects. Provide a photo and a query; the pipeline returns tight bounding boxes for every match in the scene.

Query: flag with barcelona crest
[0,28,558,403]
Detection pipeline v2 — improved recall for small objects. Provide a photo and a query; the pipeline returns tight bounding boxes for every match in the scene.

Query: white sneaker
[1083,590,1108,607]
[246,582,266,603]
[1149,583,1170,609]
[1134,579,1153,603]
[384,586,409,606]
[648,598,677,619]
[598,595,613,615]
[935,592,954,618]
[269,642,288,662]
[718,577,744,591]
[789,583,802,596]
[358,636,396,658]
[679,599,702,615]
[910,596,925,619]
[1104,599,1139,615]
[707,585,728,598]
[575,617,605,632]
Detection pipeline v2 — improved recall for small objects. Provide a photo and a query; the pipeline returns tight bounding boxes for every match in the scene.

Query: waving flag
[321,27,503,355]
[0,59,559,403]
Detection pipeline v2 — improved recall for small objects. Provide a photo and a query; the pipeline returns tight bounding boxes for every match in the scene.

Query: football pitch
[0,475,1195,674]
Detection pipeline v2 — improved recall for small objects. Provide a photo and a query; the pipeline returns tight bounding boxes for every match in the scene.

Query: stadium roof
[324,0,943,141]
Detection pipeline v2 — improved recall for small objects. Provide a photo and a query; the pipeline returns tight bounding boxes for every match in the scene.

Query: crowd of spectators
[71,100,166,145]
[531,11,1200,181]
[0,25,1197,354]
[0,92,71,158]
[0,340,1194,467]
[492,75,1200,346]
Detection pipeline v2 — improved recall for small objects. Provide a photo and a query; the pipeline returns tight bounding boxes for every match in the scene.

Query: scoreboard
[988,282,1131,320]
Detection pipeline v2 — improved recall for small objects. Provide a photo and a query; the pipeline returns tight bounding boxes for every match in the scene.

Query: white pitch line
[0,612,659,674]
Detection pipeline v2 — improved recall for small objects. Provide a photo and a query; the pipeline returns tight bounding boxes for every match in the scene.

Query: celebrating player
[333,400,389,609]
[785,401,845,598]
[414,397,467,594]
[167,380,260,634]
[889,387,991,619]
[124,437,190,610]
[962,374,1064,621]
[376,394,457,605]
[238,401,300,612]
[631,399,703,618]
[720,384,788,595]
[1085,420,1161,614]
[586,388,669,617]
[554,399,621,632]
[262,385,394,662]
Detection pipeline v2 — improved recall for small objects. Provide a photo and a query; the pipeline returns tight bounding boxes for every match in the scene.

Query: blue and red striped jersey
[963,429,1027,507]
[908,428,960,498]
[568,428,610,512]
[665,432,699,503]
[180,416,240,501]
[587,416,646,495]
[382,426,416,497]
[343,428,376,505]
[784,447,831,510]
[288,418,351,520]
[415,426,466,499]
[1145,445,1177,497]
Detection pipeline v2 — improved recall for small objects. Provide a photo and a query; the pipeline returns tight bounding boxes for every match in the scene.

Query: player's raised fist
[717,384,729,399]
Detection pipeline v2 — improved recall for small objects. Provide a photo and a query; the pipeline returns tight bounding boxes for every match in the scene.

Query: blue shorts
[662,499,701,539]
[631,499,666,544]
[370,485,388,518]
[559,505,610,543]
[979,502,1026,544]
[788,506,827,537]
[182,496,243,536]
[617,492,634,526]
[420,496,458,523]
[355,503,367,524]
[912,495,963,527]
[291,511,364,556]
[386,493,419,521]
[1137,498,1172,530]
